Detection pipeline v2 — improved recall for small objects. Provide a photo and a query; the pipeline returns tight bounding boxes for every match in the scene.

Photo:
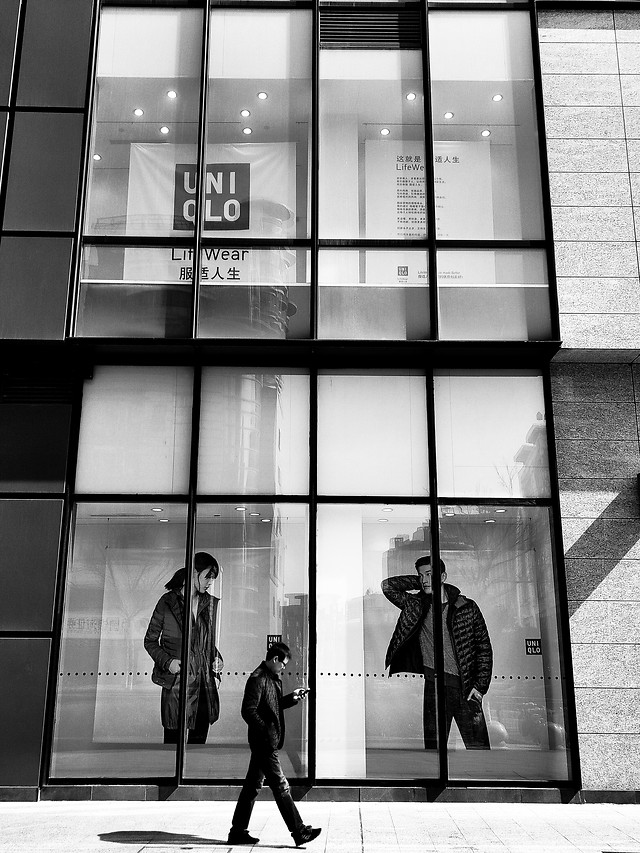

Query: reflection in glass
[206,11,312,239]
[320,50,425,239]
[429,12,544,240]
[198,248,310,339]
[438,250,551,341]
[185,503,309,779]
[317,372,429,497]
[51,503,188,778]
[198,368,310,496]
[316,504,437,779]
[77,246,192,337]
[439,505,571,781]
[84,8,202,237]
[434,370,550,499]
[75,366,193,495]
[318,250,429,341]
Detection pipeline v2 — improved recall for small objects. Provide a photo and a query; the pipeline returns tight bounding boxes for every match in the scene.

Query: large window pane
[198,368,309,496]
[185,503,309,779]
[0,0,19,106]
[51,503,188,778]
[317,372,429,496]
[439,505,571,782]
[84,9,202,237]
[0,403,71,492]
[317,504,438,779]
[429,12,544,240]
[438,250,551,341]
[76,245,192,338]
[198,247,310,339]
[434,370,550,498]
[206,11,311,239]
[320,50,425,239]
[75,366,193,495]
[318,250,430,341]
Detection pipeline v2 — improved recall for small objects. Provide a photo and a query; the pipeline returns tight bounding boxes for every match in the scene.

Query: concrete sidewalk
[2,801,640,853]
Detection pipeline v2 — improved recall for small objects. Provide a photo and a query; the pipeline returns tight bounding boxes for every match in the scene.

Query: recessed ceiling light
[92,154,101,161]
[151,507,163,513]
[481,129,491,137]
[249,512,260,517]
[159,519,169,523]
[381,507,393,513]
[167,90,177,99]
[380,128,390,136]
[492,94,503,102]
[485,519,496,524]
[377,518,389,523]
[261,518,271,523]
[133,108,144,117]
[242,127,252,135]
[257,92,268,100]
[444,512,455,517]
[160,126,170,135]
[406,92,416,101]
[495,508,507,513]
[444,111,454,119]
[235,506,246,512]
[240,109,251,117]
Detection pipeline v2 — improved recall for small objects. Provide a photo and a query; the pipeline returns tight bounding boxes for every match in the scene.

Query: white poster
[124,142,296,282]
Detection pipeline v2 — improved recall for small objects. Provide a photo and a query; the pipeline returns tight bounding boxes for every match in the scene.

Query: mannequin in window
[144,552,223,744]
[382,555,492,750]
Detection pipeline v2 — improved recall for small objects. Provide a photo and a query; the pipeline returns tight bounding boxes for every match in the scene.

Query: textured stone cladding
[551,362,640,789]
[539,10,640,358]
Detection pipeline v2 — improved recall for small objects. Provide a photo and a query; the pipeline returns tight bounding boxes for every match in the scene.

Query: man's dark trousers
[231,746,304,835]
[423,674,490,750]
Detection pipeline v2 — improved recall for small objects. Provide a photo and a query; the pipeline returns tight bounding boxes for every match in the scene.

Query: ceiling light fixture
[444,111,454,119]
[151,507,163,513]
[167,90,177,99]
[257,92,268,100]
[160,126,170,135]
[495,508,507,513]
[382,507,393,513]
[93,154,101,161]
[261,518,271,523]
[377,519,389,523]
[159,519,169,523]
[481,129,491,137]
[492,94,503,102]
[133,108,144,117]
[235,506,246,512]
[485,519,496,524]
[240,109,251,117]
[380,128,390,136]
[406,92,416,101]
[242,127,252,135]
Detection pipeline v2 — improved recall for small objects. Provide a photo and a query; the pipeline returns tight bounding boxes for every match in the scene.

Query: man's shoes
[292,826,322,846]
[227,828,259,845]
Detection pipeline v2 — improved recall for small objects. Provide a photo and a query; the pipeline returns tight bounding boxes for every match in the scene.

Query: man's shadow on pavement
[99,830,294,848]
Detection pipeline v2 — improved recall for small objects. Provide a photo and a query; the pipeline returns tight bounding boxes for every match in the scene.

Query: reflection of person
[227,642,321,848]
[382,556,492,750]
[144,552,223,745]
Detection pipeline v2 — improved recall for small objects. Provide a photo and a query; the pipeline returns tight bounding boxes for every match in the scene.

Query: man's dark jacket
[241,662,297,750]
[382,575,493,698]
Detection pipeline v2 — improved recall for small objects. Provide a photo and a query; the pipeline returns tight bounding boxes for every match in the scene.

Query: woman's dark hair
[165,553,219,590]
[266,641,291,663]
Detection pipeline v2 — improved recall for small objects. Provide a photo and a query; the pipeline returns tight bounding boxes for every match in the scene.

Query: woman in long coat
[145,552,223,744]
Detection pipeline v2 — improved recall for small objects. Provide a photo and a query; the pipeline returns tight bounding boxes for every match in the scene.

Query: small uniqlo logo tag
[397,266,409,277]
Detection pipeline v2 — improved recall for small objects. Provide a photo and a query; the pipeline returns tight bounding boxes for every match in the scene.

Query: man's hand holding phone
[293,687,310,702]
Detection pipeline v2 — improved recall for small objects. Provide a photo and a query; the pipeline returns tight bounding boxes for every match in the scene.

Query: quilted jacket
[241,661,297,751]
[382,575,493,697]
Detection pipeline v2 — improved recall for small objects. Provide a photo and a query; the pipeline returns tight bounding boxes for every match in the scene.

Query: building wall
[540,10,640,789]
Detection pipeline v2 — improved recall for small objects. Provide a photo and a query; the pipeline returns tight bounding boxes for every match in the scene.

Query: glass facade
[0,0,576,791]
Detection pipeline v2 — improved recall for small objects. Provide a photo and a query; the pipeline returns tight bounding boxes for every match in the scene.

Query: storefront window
[316,504,438,779]
[197,248,310,339]
[317,372,429,496]
[439,505,570,782]
[319,49,425,239]
[434,370,551,499]
[438,250,551,341]
[51,502,189,778]
[429,12,544,240]
[206,10,311,240]
[198,368,310,496]
[185,503,309,778]
[318,250,430,341]
[74,366,193,495]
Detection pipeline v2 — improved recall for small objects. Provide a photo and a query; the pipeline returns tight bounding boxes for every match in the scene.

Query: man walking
[228,641,321,847]
[382,556,493,750]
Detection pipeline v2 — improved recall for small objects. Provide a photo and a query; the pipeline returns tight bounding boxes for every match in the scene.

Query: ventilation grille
[320,10,422,49]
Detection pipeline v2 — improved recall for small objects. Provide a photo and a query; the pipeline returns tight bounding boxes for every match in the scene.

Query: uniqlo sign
[174,163,250,230]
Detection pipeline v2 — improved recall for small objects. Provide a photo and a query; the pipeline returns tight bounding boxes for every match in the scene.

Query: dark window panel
[0,0,20,106]
[17,0,93,108]
[3,113,83,232]
[0,403,72,492]
[0,500,62,632]
[0,639,50,785]
[0,237,72,339]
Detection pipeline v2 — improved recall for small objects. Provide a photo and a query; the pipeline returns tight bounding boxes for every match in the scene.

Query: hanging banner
[124,142,296,282]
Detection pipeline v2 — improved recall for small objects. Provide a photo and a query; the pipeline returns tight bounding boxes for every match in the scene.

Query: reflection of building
[3,0,640,802]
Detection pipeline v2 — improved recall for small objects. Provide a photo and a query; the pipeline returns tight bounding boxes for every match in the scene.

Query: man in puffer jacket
[382,556,492,750]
